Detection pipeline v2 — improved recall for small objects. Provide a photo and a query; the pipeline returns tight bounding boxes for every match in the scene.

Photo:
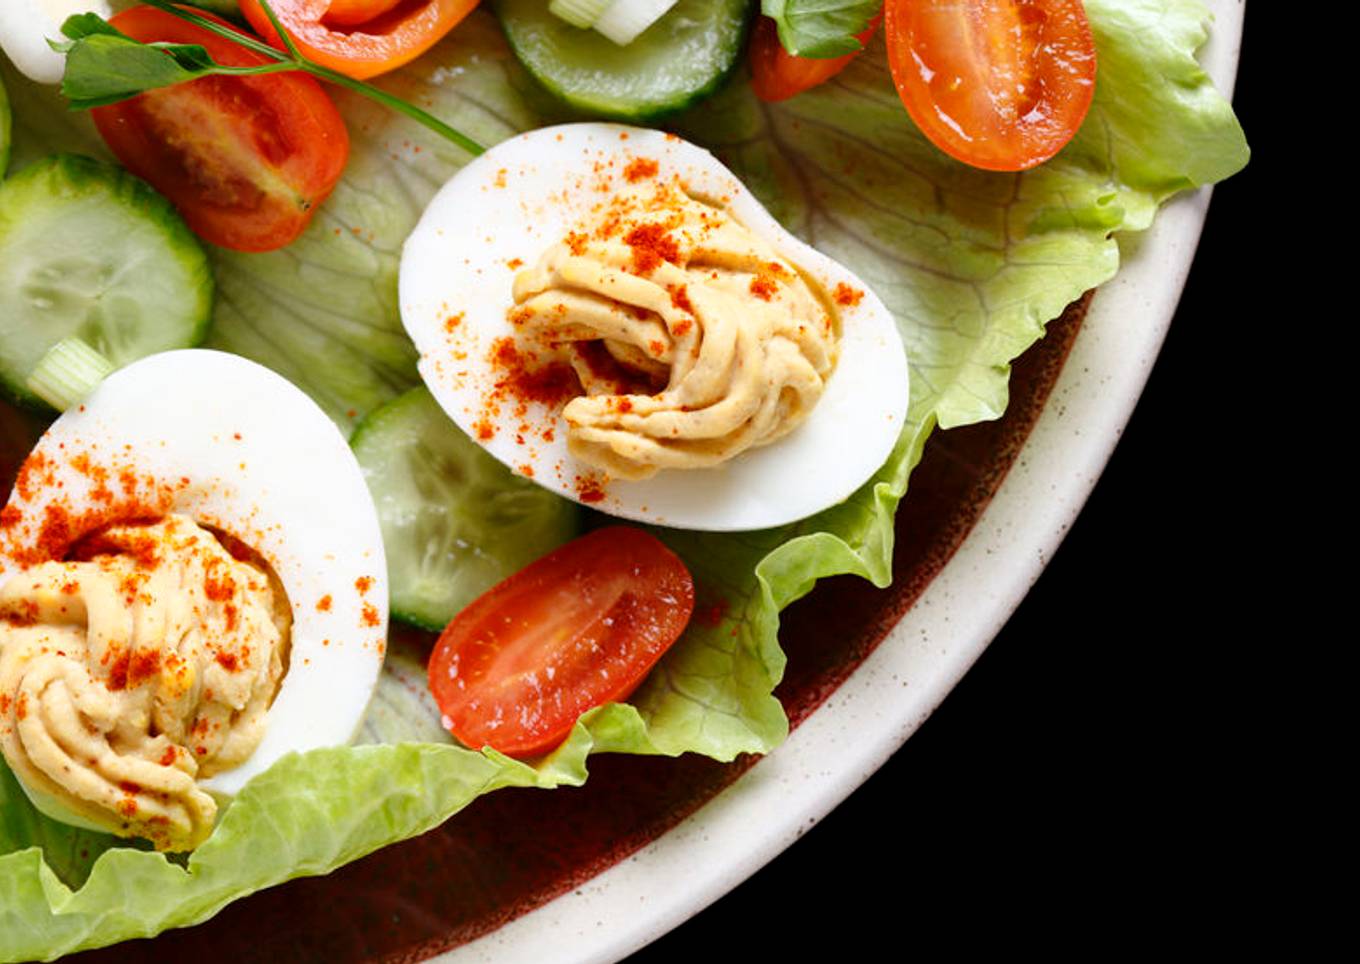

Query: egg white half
[0,349,388,798]
[400,123,909,532]
[0,0,114,85]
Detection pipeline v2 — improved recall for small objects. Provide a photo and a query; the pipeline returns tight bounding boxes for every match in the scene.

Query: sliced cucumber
[0,155,213,408]
[496,0,753,120]
[352,387,581,632]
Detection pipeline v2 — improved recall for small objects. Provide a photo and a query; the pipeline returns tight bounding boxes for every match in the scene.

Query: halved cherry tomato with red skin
[91,6,349,253]
[429,527,695,759]
[884,0,1097,172]
[750,12,882,103]
[239,0,479,81]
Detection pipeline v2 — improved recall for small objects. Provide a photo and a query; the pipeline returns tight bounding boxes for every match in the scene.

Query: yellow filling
[0,515,290,851]
[511,179,839,480]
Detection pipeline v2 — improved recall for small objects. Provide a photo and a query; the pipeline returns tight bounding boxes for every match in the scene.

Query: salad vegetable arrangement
[0,0,1246,959]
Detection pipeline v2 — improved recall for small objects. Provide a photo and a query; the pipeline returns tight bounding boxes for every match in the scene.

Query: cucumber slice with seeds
[496,0,753,120]
[352,387,581,632]
[0,155,213,408]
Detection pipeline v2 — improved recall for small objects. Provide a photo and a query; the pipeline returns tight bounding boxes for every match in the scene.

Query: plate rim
[431,3,1245,961]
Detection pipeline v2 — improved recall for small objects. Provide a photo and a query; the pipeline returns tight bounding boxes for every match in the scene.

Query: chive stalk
[592,1,681,45]
[27,338,115,411]
[548,0,613,29]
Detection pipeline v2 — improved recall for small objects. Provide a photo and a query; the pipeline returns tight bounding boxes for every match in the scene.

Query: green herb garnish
[53,0,485,156]
[761,0,880,59]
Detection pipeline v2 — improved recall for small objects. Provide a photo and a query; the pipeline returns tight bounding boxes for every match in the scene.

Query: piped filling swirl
[0,515,289,851]
[510,179,839,480]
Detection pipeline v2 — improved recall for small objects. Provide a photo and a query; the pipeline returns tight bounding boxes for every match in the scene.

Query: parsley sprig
[762,0,881,59]
[54,0,485,156]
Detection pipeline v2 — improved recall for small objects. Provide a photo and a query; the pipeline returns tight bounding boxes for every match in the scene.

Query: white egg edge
[0,349,388,802]
[16,780,112,834]
[399,122,910,532]
[0,0,113,85]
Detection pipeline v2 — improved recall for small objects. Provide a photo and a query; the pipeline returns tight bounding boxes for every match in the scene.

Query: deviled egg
[0,350,387,850]
[400,123,908,532]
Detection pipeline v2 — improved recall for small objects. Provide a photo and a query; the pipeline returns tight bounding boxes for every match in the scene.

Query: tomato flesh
[750,13,882,103]
[429,527,695,758]
[239,0,480,81]
[884,0,1097,171]
[92,6,349,252]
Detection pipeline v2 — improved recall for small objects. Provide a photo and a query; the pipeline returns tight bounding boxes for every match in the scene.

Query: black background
[630,9,1260,954]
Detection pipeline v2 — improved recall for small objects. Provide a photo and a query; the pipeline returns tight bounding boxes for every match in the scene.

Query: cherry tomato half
[884,0,1097,171]
[429,527,695,758]
[239,0,479,81]
[749,12,882,103]
[91,6,349,253]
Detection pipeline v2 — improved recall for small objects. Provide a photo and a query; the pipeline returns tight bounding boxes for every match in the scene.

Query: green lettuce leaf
[0,743,592,959]
[0,1,1246,958]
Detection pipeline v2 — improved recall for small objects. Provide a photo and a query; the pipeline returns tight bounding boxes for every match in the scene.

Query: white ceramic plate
[433,2,1246,959]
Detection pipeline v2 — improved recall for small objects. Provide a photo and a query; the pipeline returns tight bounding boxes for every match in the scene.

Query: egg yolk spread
[510,178,839,480]
[0,515,290,851]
